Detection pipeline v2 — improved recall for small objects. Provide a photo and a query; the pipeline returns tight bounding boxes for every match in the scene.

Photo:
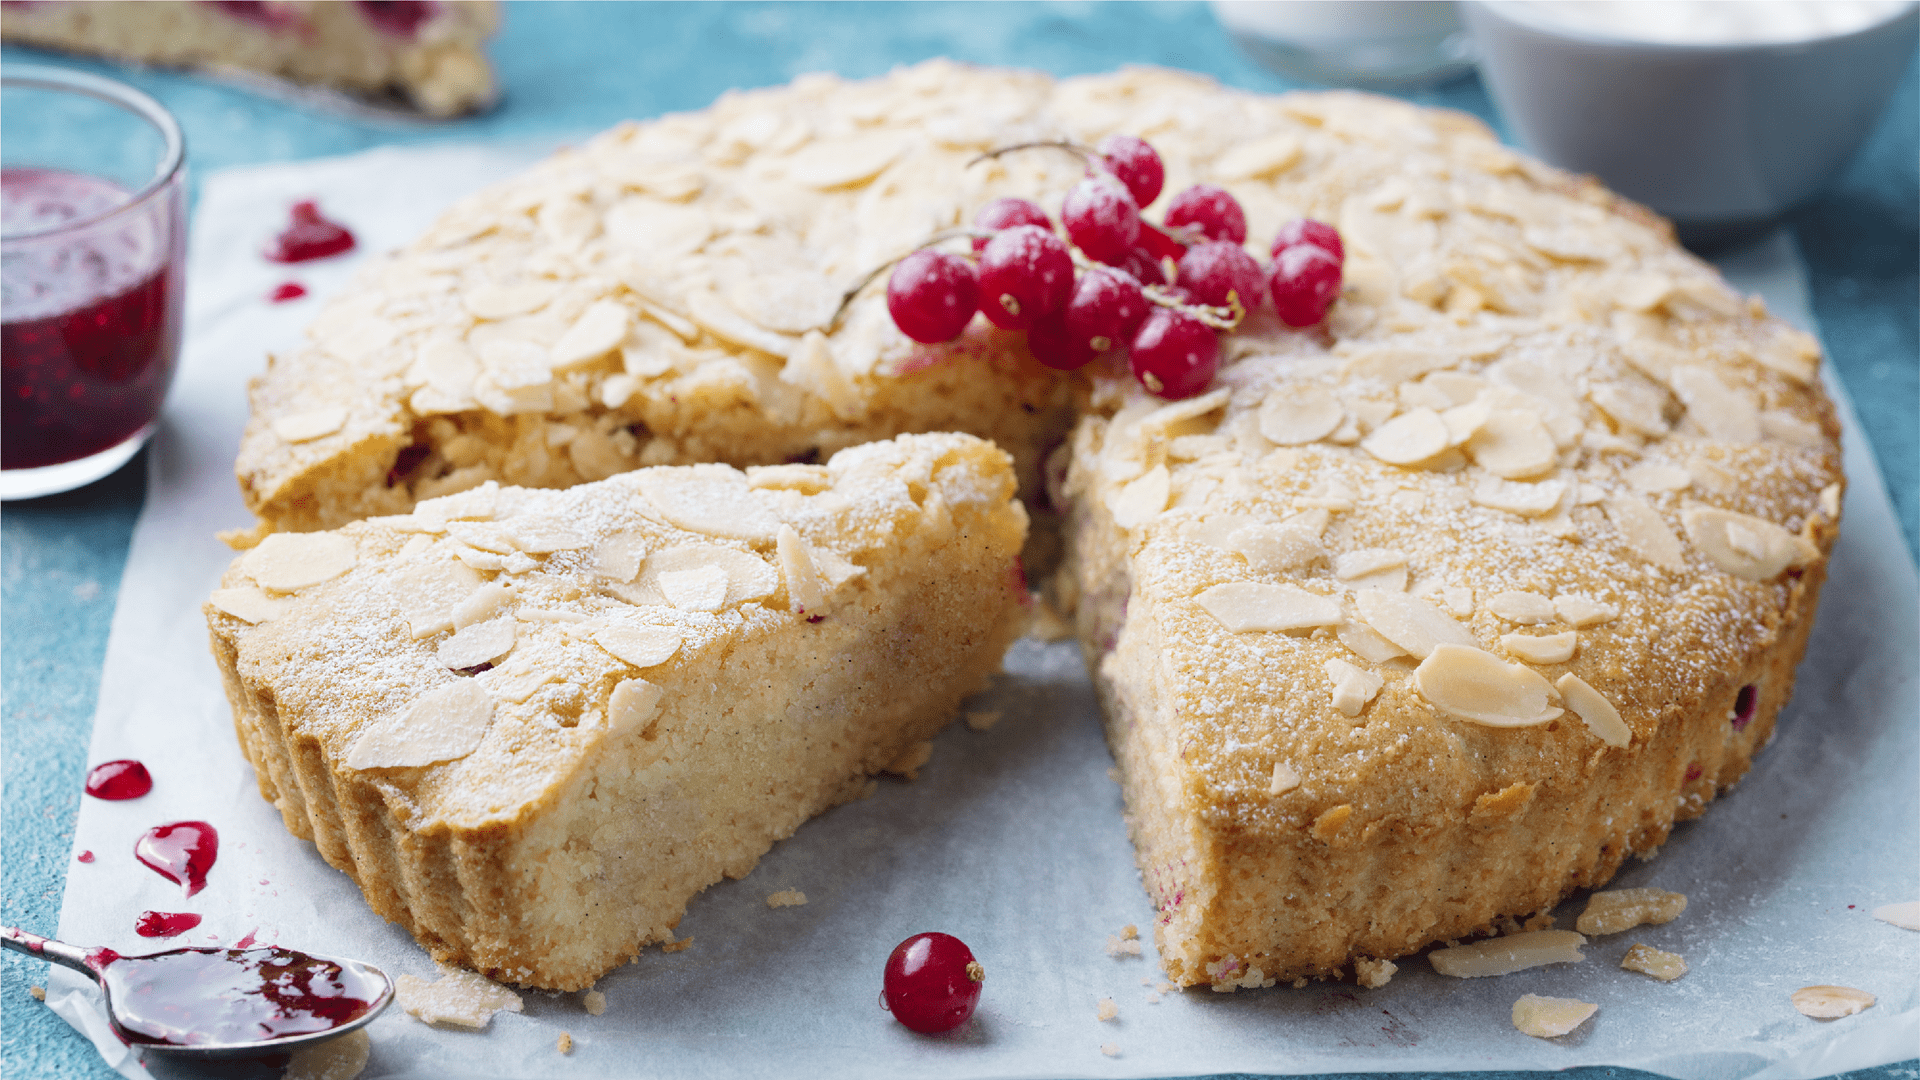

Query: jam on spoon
[1,926,393,1057]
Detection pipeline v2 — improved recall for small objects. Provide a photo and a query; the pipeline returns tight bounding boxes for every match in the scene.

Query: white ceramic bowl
[1463,1,1918,248]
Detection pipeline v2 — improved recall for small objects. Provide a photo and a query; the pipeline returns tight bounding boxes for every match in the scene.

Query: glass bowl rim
[1,64,186,243]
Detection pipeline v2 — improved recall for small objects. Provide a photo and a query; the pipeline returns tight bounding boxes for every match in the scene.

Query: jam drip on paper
[265,201,355,263]
[135,821,218,897]
[85,759,152,800]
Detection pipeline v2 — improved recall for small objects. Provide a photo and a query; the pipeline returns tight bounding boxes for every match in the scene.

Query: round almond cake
[216,61,1843,990]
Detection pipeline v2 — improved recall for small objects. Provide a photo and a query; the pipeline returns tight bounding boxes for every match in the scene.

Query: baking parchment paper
[41,144,1920,1080]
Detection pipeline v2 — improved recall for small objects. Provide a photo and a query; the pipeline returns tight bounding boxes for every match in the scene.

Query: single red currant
[972,197,1052,253]
[1269,242,1343,328]
[1271,217,1344,263]
[1175,241,1265,313]
[1130,307,1219,400]
[886,250,980,344]
[1061,175,1141,265]
[1096,134,1164,207]
[1164,183,1247,245]
[882,932,984,1034]
[1121,247,1170,287]
[1027,311,1098,371]
[977,225,1073,330]
[1136,220,1188,263]
[1064,265,1150,355]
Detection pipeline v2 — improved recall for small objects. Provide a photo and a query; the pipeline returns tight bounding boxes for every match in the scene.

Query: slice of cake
[2,1,498,117]
[205,432,1028,990]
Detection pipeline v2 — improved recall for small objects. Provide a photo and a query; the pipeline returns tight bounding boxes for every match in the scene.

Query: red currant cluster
[882,135,1345,401]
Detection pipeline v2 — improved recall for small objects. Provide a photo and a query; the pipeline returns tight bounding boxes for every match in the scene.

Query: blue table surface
[3,5,1914,1078]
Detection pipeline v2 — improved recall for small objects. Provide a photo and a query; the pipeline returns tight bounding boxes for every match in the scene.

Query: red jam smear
[77,850,95,863]
[85,759,153,800]
[135,911,204,939]
[135,821,218,897]
[268,282,307,303]
[355,0,440,39]
[210,1,302,31]
[97,947,381,1047]
[1732,684,1758,731]
[1,168,183,470]
[265,201,355,264]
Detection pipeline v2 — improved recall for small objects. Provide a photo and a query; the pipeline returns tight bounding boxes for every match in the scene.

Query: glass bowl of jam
[2,66,187,499]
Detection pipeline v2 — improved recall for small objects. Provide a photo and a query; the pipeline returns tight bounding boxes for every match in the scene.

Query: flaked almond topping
[241,533,358,593]
[1759,409,1825,447]
[593,532,646,583]
[1139,388,1231,439]
[657,565,729,611]
[1682,507,1814,581]
[1225,522,1325,574]
[593,624,683,669]
[393,561,486,639]
[1668,365,1760,444]
[1441,586,1474,617]
[1557,673,1631,747]
[1511,994,1597,1039]
[1625,462,1692,493]
[1213,132,1303,180]
[438,616,516,671]
[452,581,515,630]
[1109,464,1171,529]
[1501,632,1576,665]
[1429,930,1586,978]
[1195,582,1343,633]
[1355,590,1478,659]
[1323,658,1385,717]
[1620,944,1688,982]
[1415,644,1561,727]
[1439,397,1491,447]
[1471,477,1565,517]
[1749,328,1821,384]
[462,280,558,321]
[1553,595,1617,628]
[636,467,782,542]
[272,406,348,444]
[1335,549,1408,581]
[642,544,777,607]
[1576,888,1687,935]
[1360,408,1449,466]
[1605,494,1687,571]
[684,289,796,359]
[1819,483,1844,521]
[606,677,664,734]
[748,463,834,493]
[1257,386,1344,446]
[1465,408,1558,479]
[1791,985,1875,1019]
[446,521,518,555]
[1486,590,1555,624]
[208,587,291,625]
[1588,380,1670,437]
[346,680,496,770]
[1268,761,1301,795]
[1872,901,1920,930]
[776,524,829,614]
[1338,619,1408,664]
[549,300,631,370]
[1296,479,1357,512]
[508,520,591,554]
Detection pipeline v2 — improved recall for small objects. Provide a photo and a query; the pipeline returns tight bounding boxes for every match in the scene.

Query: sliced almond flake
[1398,380,1453,413]
[1338,345,1460,385]
[208,587,292,625]
[472,373,554,416]
[593,532,646,583]
[452,581,515,630]
[1338,620,1408,663]
[416,483,498,524]
[1625,462,1692,493]
[242,533,358,593]
[1140,388,1232,439]
[1472,477,1566,517]
[1556,674,1631,747]
[438,616,516,670]
[1109,465,1171,530]
[1257,386,1344,446]
[463,281,558,321]
[1441,586,1474,617]
[1501,632,1576,665]
[1668,366,1761,443]
[346,680,495,770]
[1466,409,1558,479]
[1360,408,1448,465]
[1426,370,1488,405]
[394,561,486,638]
[1759,409,1825,447]
[594,624,682,669]
[776,524,829,614]
[506,520,591,555]
[1621,944,1688,982]
[1613,273,1674,312]
[1871,901,1920,930]
[1576,888,1686,935]
[1553,596,1617,628]
[272,406,348,444]
[1213,132,1302,180]
[394,969,523,1029]
[781,330,864,421]
[1429,931,1587,978]
[1195,583,1343,633]
[1344,565,1408,592]
[1819,482,1843,520]
[1268,761,1301,795]
[1750,329,1820,384]
[657,565,728,612]
[1512,994,1598,1039]
[1350,398,1398,435]
[1681,507,1813,580]
[683,289,798,359]
[1415,644,1561,727]
[1791,986,1875,1019]
[1486,590,1556,624]
[1439,398,1491,447]
[1323,658,1385,717]
[549,300,631,370]
[643,544,777,606]
[1356,590,1479,659]
[637,467,782,542]
[749,463,834,493]
[1335,549,1408,582]
[723,264,839,336]
[1604,495,1687,571]
[604,199,713,267]
[519,608,587,623]
[477,339,556,389]
[446,521,518,555]
[783,135,901,189]
[1589,381,1670,437]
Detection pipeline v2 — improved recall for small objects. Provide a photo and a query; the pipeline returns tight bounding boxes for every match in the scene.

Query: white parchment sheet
[43,144,1920,1080]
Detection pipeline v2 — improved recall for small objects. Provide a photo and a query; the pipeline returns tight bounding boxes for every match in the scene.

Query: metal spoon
[2,925,393,1061]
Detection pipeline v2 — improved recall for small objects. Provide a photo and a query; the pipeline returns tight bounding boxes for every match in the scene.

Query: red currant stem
[829,227,995,332]
[967,139,1100,171]
[1061,248,1240,331]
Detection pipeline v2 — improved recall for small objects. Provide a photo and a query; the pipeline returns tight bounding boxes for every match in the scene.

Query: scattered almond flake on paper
[209,587,293,625]
[1512,994,1597,1038]
[284,1028,369,1080]
[1621,944,1687,981]
[395,970,523,1028]
[661,936,695,953]
[1429,930,1586,977]
[1269,760,1302,795]
[1871,901,1920,930]
[1556,674,1631,747]
[272,406,349,444]
[1354,957,1396,989]
[242,533,358,592]
[346,680,496,770]
[1576,888,1687,935]
[1096,997,1118,1021]
[965,710,1002,731]
[766,889,807,908]
[1791,985,1875,1019]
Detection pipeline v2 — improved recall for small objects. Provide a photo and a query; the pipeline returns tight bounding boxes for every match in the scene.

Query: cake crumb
[1145,990,1163,1004]
[1104,934,1143,957]
[582,989,607,1015]
[1096,997,1118,1021]
[1621,943,1687,981]
[965,710,1002,731]
[1100,1043,1120,1057]
[884,740,934,779]
[27,986,45,1001]
[1512,993,1597,1038]
[1291,977,1308,988]
[766,888,808,908]
[1524,912,1557,931]
[1354,957,1398,989]
[1106,766,1121,782]
[661,936,695,953]
[557,1032,573,1054]
[395,970,523,1029]
[1121,924,1138,939]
